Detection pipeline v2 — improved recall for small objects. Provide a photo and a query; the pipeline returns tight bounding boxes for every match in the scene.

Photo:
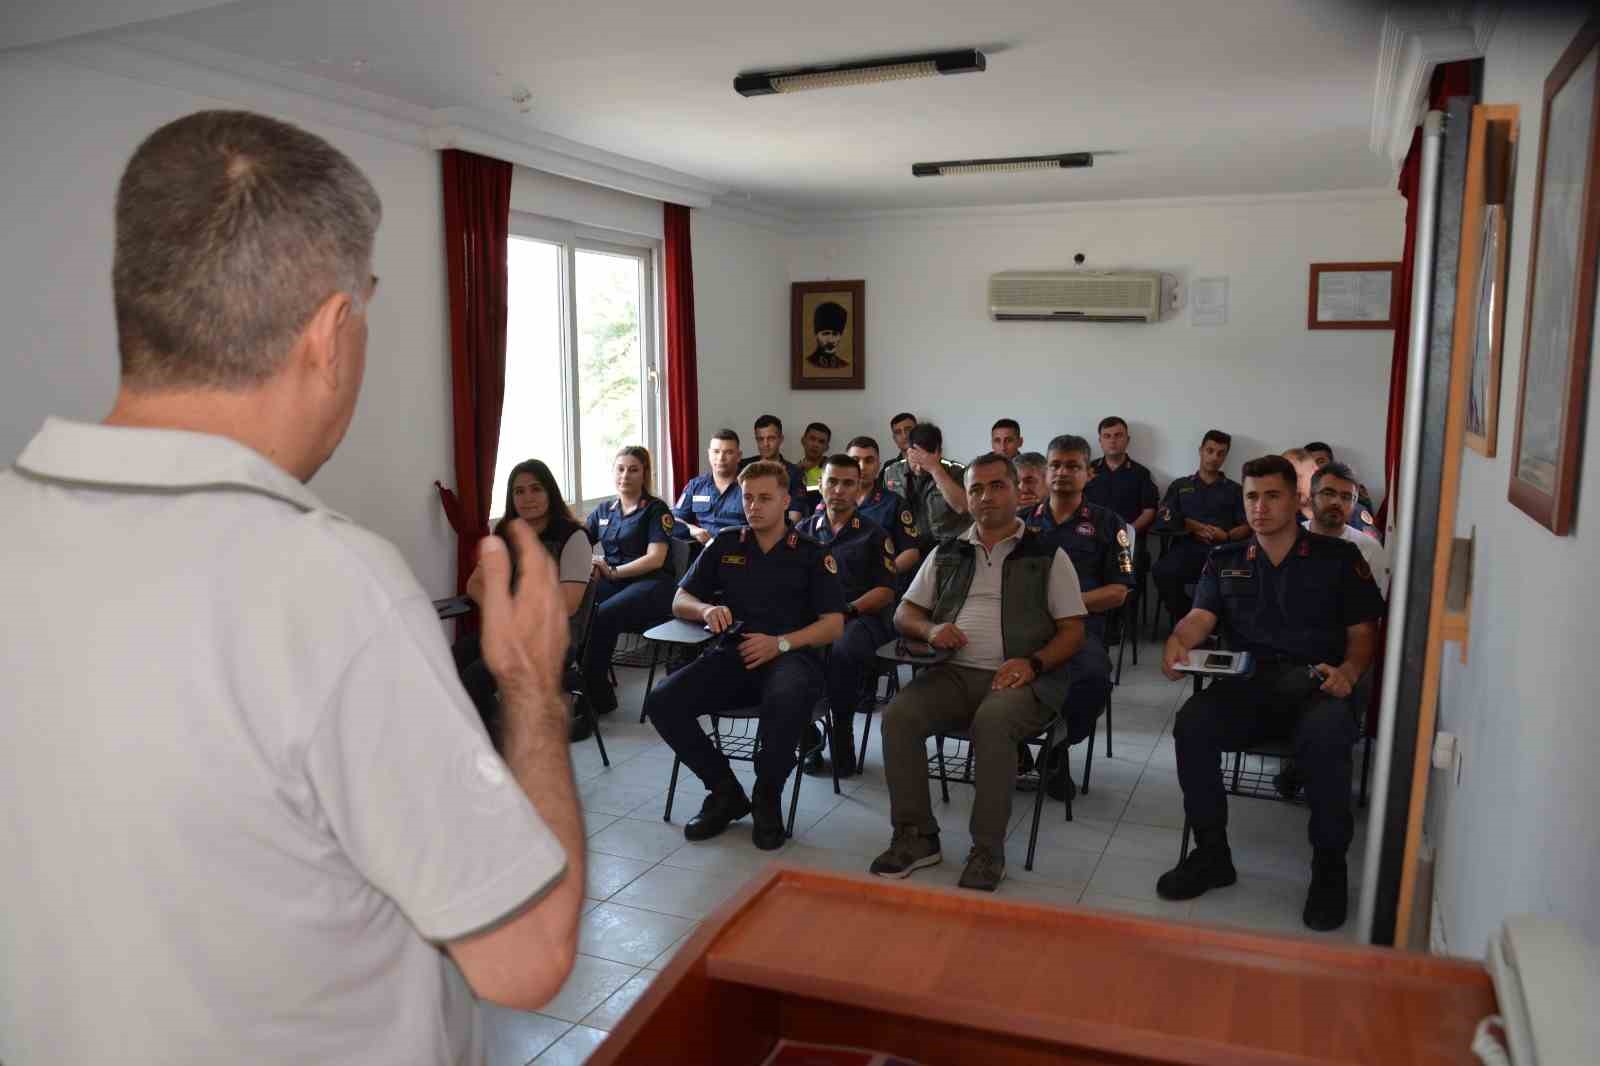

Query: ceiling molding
[1369,3,1500,169]
[794,186,1401,230]
[21,31,733,210]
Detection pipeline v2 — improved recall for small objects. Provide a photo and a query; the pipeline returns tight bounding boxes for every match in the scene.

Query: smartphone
[899,638,936,658]
[1204,653,1234,669]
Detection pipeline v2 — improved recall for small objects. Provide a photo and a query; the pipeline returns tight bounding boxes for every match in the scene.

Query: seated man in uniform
[881,422,972,553]
[990,418,1024,459]
[1152,429,1247,625]
[844,435,922,578]
[795,421,831,514]
[673,428,745,543]
[869,453,1087,892]
[739,414,809,519]
[1014,451,1047,512]
[887,412,917,472]
[1086,416,1160,574]
[1024,435,1136,798]
[796,454,899,777]
[644,461,845,850]
[1156,455,1384,931]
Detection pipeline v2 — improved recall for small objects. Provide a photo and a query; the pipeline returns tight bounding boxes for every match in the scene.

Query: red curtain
[434,149,513,601]
[663,203,700,499]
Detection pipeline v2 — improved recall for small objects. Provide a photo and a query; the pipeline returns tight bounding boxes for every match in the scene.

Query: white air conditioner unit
[989,270,1169,323]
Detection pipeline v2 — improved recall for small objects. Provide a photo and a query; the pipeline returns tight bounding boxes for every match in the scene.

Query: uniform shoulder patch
[884,536,895,555]
[660,512,674,533]
[823,553,838,574]
[1116,528,1131,548]
[1361,510,1375,525]
[1354,559,1374,582]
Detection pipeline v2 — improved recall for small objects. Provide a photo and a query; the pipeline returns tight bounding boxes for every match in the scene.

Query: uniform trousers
[1152,539,1212,623]
[882,664,1054,853]
[644,644,825,792]
[1061,634,1111,744]
[582,575,676,699]
[823,612,894,749]
[1173,663,1359,853]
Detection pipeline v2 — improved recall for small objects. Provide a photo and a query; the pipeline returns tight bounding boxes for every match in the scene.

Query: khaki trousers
[881,663,1054,853]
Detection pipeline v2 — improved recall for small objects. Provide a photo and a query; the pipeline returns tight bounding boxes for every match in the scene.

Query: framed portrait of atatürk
[791,279,865,390]
[1508,14,1600,535]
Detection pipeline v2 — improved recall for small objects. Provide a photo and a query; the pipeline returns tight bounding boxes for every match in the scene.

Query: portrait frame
[1464,105,1519,457]
[1508,15,1600,534]
[791,279,865,390]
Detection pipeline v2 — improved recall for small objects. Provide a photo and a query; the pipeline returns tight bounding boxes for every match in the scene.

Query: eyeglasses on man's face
[1315,488,1356,505]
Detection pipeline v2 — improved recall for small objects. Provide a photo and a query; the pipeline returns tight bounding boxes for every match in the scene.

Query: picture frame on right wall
[1508,14,1600,534]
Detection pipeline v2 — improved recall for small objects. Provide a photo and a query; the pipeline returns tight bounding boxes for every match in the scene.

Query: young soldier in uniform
[644,461,846,850]
[673,429,745,542]
[1014,451,1047,512]
[1157,455,1384,931]
[843,435,923,578]
[797,454,899,777]
[990,418,1024,459]
[1152,429,1247,624]
[870,454,1087,892]
[738,414,809,511]
[1023,435,1136,798]
[880,422,972,552]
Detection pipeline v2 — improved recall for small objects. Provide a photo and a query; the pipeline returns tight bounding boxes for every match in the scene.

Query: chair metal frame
[566,576,610,767]
[662,702,841,839]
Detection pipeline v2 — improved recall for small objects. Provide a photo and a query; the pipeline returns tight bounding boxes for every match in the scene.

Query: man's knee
[1297,698,1357,758]
[970,689,1045,745]
[1172,692,1224,746]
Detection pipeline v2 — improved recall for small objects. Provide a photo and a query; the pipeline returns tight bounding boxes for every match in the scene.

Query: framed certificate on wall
[1307,261,1401,330]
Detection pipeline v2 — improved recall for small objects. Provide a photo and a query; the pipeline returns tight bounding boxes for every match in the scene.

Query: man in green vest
[880,421,973,552]
[869,453,1088,892]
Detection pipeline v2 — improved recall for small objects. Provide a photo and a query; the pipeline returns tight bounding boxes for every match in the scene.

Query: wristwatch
[843,602,859,619]
[777,637,792,654]
[1027,654,1045,678]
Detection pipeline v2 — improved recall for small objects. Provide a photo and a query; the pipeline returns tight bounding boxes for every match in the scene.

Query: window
[492,219,661,518]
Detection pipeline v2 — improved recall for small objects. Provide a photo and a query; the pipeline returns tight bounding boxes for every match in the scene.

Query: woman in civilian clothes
[581,446,676,715]
[458,459,594,743]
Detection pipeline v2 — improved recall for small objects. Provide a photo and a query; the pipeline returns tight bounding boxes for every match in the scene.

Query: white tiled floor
[485,636,1371,1064]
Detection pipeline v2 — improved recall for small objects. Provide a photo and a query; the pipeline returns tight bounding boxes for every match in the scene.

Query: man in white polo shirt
[0,111,583,1065]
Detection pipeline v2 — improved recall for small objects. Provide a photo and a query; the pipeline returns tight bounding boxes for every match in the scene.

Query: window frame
[506,212,665,511]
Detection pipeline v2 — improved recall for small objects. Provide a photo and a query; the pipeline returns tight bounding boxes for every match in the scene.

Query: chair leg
[936,736,950,804]
[1359,734,1373,807]
[1104,695,1114,759]
[1179,818,1191,863]
[1081,716,1097,798]
[1230,751,1244,794]
[663,757,681,823]
[584,691,610,767]
[826,709,841,796]
[856,708,874,775]
[786,737,806,838]
[1026,745,1048,871]
[640,643,662,724]
[1114,627,1126,687]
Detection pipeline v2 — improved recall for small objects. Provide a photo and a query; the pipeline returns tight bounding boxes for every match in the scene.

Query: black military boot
[1156,826,1237,900]
[750,780,786,851]
[683,779,752,842]
[1303,849,1349,931]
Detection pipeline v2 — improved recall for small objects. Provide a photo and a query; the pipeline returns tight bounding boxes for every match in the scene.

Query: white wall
[689,195,1402,490]
[690,209,791,460]
[0,51,455,596]
[1427,6,1600,954]
[511,167,663,239]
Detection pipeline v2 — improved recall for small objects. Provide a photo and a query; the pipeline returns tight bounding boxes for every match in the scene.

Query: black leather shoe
[568,711,593,743]
[585,683,618,716]
[1044,755,1076,802]
[750,783,785,851]
[1303,852,1349,931]
[1156,832,1237,901]
[800,725,827,776]
[683,781,751,842]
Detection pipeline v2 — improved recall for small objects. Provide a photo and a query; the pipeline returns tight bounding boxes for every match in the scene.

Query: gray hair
[113,110,382,389]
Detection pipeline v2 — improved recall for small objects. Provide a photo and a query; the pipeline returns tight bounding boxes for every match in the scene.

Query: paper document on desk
[761,1039,926,1065]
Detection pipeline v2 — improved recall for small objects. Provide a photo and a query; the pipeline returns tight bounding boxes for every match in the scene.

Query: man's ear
[301,290,353,387]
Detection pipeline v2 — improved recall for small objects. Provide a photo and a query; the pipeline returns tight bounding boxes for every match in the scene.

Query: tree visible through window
[576,249,644,502]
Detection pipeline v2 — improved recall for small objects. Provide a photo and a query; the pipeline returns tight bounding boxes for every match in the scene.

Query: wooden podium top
[590,865,1495,1066]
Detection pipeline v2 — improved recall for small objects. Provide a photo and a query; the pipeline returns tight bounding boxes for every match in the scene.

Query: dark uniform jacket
[1193,528,1385,665]
[586,497,671,573]
[796,512,897,616]
[1024,499,1135,638]
[1085,456,1160,525]
[1157,472,1245,533]
[679,526,846,640]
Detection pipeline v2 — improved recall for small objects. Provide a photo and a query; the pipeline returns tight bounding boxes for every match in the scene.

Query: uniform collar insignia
[851,516,859,528]
[1298,535,1312,557]
[739,527,748,543]
[786,531,798,548]
[1246,543,1257,560]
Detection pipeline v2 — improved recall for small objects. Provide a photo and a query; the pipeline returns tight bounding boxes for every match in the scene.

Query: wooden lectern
[589,865,1495,1065]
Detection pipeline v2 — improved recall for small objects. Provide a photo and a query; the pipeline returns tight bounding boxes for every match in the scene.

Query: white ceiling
[53,0,1398,214]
